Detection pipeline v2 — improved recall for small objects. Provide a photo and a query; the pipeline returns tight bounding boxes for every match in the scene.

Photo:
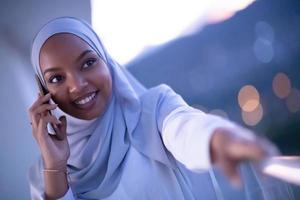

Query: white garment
[40,106,241,200]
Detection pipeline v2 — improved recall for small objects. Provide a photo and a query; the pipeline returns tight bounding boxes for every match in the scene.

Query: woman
[28,17,277,200]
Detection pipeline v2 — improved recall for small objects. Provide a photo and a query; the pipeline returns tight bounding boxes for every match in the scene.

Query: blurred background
[0,0,299,199]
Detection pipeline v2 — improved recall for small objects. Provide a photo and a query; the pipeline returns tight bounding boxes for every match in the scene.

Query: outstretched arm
[161,106,278,185]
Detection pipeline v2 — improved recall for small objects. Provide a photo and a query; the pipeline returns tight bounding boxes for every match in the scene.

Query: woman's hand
[28,93,70,171]
[210,127,279,186]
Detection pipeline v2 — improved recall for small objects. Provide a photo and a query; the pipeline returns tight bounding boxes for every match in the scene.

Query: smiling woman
[39,33,112,120]
[27,17,293,200]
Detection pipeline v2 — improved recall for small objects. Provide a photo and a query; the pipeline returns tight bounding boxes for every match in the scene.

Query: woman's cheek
[50,89,67,105]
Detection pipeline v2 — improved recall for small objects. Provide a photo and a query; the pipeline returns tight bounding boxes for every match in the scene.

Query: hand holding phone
[29,75,69,174]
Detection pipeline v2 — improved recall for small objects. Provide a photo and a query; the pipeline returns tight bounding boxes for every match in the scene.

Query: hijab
[30,17,185,199]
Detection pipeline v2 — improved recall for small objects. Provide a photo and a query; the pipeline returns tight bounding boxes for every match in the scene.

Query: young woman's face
[39,33,112,120]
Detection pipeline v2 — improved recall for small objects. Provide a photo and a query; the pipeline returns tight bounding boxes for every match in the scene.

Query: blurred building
[127,0,300,196]
[128,0,300,155]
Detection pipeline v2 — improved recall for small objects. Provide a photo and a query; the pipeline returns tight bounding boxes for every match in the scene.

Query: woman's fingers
[211,127,279,186]
[221,138,265,186]
[33,114,61,141]
[218,158,241,186]
[55,116,67,141]
[213,128,277,162]
[29,93,51,112]
[255,137,280,157]
[28,93,52,124]
[28,94,58,128]
[226,137,266,161]
[211,131,242,185]
[34,104,57,115]
[30,104,58,131]
[226,132,280,163]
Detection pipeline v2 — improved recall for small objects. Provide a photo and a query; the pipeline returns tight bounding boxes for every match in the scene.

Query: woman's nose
[68,74,88,93]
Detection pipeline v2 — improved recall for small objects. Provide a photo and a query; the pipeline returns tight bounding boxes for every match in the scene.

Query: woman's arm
[28,93,71,199]
[28,157,75,200]
[43,163,69,199]
[161,106,278,184]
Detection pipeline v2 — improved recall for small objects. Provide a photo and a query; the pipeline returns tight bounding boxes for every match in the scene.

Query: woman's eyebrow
[76,49,94,62]
[43,67,60,76]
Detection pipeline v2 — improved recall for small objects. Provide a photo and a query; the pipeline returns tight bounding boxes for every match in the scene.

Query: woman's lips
[73,91,98,109]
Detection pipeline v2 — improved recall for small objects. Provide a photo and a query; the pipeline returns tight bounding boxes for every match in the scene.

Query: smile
[74,92,97,105]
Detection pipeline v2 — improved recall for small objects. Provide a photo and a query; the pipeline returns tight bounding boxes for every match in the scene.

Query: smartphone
[35,75,57,134]
[35,74,49,96]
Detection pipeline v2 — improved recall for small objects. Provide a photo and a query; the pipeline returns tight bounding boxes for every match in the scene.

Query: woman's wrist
[43,158,68,171]
[44,167,69,199]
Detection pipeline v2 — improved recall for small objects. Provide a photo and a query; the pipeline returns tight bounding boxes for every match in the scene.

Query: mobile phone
[35,74,49,96]
[35,75,57,134]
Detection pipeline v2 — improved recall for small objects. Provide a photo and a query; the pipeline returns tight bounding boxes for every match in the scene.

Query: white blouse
[29,106,247,200]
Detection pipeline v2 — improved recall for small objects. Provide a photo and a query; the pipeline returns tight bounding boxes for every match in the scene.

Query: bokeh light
[238,85,260,112]
[255,21,275,43]
[253,38,274,63]
[286,88,300,113]
[242,103,264,126]
[253,21,275,63]
[272,72,291,99]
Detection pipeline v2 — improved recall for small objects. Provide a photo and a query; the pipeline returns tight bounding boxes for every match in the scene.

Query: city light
[238,85,260,112]
[272,72,291,99]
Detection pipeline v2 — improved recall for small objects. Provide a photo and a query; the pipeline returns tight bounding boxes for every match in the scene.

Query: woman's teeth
[75,92,96,105]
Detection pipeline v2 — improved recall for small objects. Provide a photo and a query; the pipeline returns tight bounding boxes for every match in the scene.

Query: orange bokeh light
[272,73,291,99]
[242,103,263,126]
[286,88,300,113]
[238,85,260,112]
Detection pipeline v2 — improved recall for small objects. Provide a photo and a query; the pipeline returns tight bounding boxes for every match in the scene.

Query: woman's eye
[49,75,64,83]
[82,59,96,69]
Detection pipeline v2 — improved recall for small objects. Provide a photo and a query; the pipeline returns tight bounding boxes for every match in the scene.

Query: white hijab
[31,17,184,199]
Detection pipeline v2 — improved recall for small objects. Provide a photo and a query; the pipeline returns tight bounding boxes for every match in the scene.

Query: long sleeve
[161,106,239,171]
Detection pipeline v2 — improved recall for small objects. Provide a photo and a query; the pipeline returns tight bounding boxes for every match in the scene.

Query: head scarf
[30,17,180,199]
